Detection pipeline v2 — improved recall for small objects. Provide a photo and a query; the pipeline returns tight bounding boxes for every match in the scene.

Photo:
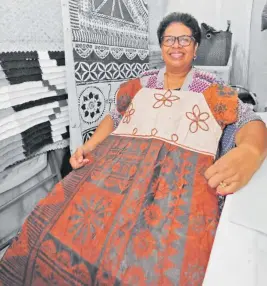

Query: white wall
[166,0,254,88]
[147,0,167,47]
[0,0,64,52]
[248,0,267,109]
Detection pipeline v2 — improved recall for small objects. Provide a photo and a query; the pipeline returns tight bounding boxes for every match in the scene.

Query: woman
[1,13,266,286]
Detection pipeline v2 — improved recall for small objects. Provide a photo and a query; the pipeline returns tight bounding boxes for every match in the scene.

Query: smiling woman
[1,12,266,286]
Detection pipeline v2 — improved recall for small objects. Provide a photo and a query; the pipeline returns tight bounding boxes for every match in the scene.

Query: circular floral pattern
[79,87,105,124]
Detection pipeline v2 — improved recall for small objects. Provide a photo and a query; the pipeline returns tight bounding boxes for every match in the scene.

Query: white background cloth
[204,114,267,285]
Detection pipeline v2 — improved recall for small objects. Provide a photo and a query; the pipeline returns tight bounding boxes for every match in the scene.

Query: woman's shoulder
[139,68,161,88]
[119,69,160,88]
[139,68,160,78]
[192,67,222,85]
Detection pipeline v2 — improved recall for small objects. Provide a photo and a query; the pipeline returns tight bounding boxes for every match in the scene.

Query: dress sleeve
[108,78,143,129]
[202,83,239,129]
[218,100,263,156]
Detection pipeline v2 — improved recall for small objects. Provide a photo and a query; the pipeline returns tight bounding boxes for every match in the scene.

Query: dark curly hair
[157,12,201,46]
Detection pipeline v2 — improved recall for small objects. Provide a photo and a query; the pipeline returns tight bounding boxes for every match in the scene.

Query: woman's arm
[69,114,115,169]
[205,101,267,195]
[235,120,267,162]
[70,107,123,169]
[82,114,114,154]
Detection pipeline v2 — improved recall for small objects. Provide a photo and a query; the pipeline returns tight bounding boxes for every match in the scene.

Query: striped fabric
[0,51,69,172]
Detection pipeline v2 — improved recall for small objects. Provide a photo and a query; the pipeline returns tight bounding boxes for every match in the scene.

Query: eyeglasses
[161,35,195,47]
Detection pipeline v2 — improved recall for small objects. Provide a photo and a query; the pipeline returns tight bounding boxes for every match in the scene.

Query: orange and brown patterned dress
[0,78,238,285]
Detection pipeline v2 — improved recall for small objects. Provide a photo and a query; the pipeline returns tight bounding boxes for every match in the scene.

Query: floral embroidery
[151,128,158,136]
[214,103,227,114]
[122,103,135,124]
[171,134,179,142]
[186,105,210,133]
[132,128,138,135]
[153,90,180,109]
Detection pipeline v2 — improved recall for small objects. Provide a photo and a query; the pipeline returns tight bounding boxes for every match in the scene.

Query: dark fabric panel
[61,127,70,140]
[48,51,65,59]
[13,94,68,112]
[7,74,42,85]
[1,60,41,70]
[60,147,72,178]
[2,67,42,79]
[22,121,52,145]
[24,137,54,156]
[0,51,39,61]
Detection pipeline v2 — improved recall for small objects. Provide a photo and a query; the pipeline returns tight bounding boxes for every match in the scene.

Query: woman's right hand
[69,146,90,169]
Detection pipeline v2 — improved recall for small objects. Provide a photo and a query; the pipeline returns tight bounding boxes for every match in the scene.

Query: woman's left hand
[204,146,262,196]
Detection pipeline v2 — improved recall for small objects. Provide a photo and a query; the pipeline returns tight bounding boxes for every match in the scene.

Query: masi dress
[0,73,238,285]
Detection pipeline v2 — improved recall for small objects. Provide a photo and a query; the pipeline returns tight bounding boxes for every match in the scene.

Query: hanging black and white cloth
[0,51,69,172]
[63,0,149,148]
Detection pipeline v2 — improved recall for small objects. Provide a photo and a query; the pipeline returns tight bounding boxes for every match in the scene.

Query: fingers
[75,147,84,163]
[216,182,239,196]
[70,147,89,169]
[204,163,217,180]
[70,158,89,169]
[205,159,240,195]
[206,170,237,189]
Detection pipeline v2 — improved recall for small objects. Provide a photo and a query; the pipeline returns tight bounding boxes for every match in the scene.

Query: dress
[0,74,239,285]
[111,67,262,211]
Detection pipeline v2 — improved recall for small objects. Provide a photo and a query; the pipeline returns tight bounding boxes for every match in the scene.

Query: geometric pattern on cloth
[77,81,122,143]
[75,61,149,84]
[0,50,70,171]
[0,135,219,285]
[65,0,149,144]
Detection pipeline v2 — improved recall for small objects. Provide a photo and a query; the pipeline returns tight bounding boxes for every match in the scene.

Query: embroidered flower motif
[214,103,227,114]
[153,90,180,109]
[171,134,179,142]
[186,105,210,133]
[132,128,138,135]
[151,128,158,136]
[123,103,135,124]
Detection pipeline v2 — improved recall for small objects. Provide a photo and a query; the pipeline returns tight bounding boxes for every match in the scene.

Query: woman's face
[161,22,198,71]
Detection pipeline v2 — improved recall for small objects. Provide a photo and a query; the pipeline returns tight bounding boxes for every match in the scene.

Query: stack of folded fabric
[0,51,69,172]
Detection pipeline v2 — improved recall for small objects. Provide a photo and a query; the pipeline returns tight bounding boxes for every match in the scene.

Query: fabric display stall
[0,51,69,250]
[63,0,150,150]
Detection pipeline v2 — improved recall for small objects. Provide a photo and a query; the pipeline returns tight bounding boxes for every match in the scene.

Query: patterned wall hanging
[62,0,149,149]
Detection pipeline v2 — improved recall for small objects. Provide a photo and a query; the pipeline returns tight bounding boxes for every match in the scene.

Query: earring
[193,55,197,61]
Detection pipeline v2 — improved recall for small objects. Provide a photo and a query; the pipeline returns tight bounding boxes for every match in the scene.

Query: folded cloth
[0,50,69,172]
[0,90,67,110]
[0,100,68,140]
[0,153,48,194]
[0,99,68,131]
[0,51,66,85]
[0,51,65,62]
[0,59,58,70]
